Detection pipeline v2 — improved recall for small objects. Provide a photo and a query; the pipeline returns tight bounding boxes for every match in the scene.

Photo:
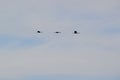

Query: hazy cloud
[0,0,120,79]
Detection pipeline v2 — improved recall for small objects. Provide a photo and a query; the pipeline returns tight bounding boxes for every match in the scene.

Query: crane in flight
[37,30,80,34]
[36,25,80,34]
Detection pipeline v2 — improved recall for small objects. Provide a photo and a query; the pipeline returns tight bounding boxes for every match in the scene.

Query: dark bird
[74,31,80,34]
[54,31,61,34]
[37,31,42,33]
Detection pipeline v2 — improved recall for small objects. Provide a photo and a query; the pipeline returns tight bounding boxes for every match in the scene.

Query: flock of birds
[37,30,80,34]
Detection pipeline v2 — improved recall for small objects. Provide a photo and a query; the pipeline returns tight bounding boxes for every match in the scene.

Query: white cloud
[56,0,120,14]
[0,0,120,36]
[0,0,120,79]
[0,38,120,78]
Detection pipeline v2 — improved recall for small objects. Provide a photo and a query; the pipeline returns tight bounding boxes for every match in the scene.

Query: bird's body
[54,31,61,34]
[74,31,80,34]
[37,31,41,33]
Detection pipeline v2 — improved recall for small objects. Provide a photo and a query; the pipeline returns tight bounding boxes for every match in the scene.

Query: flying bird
[36,29,80,34]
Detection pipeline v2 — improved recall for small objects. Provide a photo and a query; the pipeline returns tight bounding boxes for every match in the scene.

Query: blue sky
[0,0,120,80]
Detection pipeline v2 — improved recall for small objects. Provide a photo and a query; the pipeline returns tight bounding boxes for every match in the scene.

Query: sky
[0,0,120,80]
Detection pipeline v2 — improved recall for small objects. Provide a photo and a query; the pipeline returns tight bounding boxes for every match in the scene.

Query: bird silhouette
[54,31,61,34]
[37,31,42,33]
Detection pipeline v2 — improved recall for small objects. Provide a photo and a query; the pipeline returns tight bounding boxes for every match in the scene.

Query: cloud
[0,0,120,79]
[0,34,120,78]
[56,0,120,14]
[0,0,120,36]
[0,43,120,78]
